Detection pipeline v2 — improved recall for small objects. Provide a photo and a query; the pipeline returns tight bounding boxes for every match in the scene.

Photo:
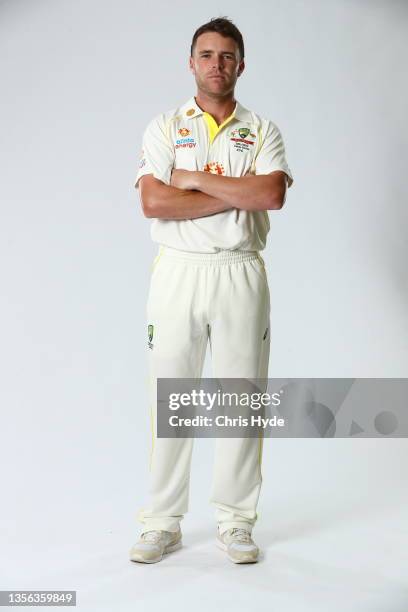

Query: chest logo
[178,128,191,137]
[175,135,196,149]
[239,128,250,139]
[229,127,257,152]
[204,162,225,175]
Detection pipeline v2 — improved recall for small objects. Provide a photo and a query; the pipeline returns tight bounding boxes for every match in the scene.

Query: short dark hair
[190,17,244,61]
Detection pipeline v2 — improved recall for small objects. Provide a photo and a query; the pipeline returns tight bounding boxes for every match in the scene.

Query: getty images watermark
[155,378,408,438]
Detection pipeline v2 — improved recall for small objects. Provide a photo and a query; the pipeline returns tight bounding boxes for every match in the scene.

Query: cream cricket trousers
[138,246,270,536]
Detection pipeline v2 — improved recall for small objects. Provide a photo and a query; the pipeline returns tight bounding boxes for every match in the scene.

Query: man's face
[189,31,245,97]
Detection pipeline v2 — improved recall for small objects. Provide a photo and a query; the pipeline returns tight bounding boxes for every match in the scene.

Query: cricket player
[130,16,294,564]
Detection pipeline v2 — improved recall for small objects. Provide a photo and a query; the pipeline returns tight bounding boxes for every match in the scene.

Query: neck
[194,92,236,126]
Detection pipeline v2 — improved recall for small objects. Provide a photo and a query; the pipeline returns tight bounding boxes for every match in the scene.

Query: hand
[170,169,197,191]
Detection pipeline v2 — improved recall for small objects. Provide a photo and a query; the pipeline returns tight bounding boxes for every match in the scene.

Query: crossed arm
[138,169,288,220]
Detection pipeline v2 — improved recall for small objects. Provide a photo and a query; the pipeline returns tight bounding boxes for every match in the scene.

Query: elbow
[275,194,286,210]
[266,185,287,210]
[142,202,153,218]
[265,192,285,210]
[138,176,167,218]
[141,195,157,218]
[264,174,288,210]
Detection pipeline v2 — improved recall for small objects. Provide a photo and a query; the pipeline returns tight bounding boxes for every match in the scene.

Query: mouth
[208,75,225,79]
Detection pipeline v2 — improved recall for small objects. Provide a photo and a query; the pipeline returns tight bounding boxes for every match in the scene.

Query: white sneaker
[129,529,182,564]
[216,527,259,563]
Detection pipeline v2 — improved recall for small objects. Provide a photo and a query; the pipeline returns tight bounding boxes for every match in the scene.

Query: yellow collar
[180,95,253,124]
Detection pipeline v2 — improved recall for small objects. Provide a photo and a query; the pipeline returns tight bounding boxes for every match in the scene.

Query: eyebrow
[198,50,235,54]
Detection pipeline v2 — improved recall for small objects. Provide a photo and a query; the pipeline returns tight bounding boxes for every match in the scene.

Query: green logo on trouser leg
[148,324,154,349]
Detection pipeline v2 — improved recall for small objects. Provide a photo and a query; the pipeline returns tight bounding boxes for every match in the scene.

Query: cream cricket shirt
[135,96,294,253]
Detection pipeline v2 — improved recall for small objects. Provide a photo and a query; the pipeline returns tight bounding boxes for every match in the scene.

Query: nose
[212,55,224,70]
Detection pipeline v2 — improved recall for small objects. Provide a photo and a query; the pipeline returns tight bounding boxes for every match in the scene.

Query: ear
[189,56,195,75]
[237,59,245,77]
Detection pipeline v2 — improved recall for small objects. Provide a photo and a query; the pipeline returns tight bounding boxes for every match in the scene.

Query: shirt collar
[181,96,253,124]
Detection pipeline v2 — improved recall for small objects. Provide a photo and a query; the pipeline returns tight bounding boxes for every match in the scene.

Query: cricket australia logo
[230,127,256,152]
[148,324,154,350]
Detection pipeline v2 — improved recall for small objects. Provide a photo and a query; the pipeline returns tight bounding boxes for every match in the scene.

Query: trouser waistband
[157,246,263,265]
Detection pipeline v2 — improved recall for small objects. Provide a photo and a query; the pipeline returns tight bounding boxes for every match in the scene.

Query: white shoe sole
[130,540,182,564]
[216,538,259,564]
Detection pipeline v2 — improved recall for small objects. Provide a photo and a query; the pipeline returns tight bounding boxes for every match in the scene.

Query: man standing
[130,17,293,564]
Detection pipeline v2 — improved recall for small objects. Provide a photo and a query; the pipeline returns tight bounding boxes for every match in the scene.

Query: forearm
[193,172,282,211]
[144,183,233,220]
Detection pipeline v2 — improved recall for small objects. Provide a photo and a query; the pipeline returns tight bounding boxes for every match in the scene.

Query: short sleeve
[134,115,175,189]
[254,120,294,188]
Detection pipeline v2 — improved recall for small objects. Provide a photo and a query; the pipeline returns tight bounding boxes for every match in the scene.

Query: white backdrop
[1,1,407,610]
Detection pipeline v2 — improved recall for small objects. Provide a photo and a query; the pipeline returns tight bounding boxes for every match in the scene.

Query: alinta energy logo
[203,162,225,175]
[175,128,196,149]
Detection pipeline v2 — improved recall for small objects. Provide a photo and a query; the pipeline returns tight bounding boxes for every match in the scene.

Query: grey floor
[2,478,407,611]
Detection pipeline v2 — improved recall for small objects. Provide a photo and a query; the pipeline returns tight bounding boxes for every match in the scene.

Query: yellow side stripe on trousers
[151,245,164,273]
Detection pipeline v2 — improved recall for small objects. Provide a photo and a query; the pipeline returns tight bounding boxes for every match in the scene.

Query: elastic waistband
[158,246,262,265]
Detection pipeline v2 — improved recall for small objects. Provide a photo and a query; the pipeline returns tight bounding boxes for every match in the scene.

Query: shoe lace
[141,530,162,543]
[229,528,252,543]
